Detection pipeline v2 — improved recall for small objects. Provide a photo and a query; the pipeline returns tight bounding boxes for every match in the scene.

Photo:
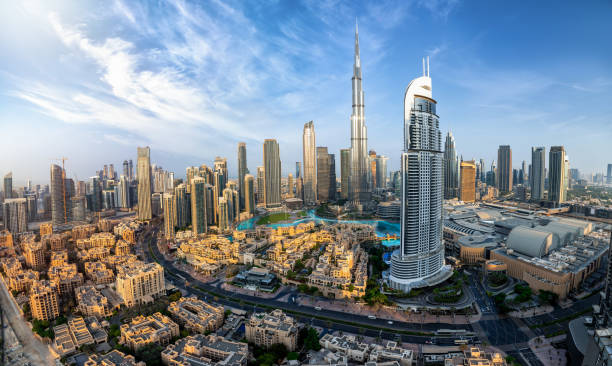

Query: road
[0,276,56,364]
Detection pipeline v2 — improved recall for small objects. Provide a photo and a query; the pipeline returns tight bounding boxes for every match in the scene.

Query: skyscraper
[531,147,546,201]
[218,197,229,233]
[50,164,70,226]
[349,23,370,208]
[521,160,528,185]
[2,198,27,233]
[369,150,377,189]
[340,148,350,200]
[549,146,567,205]
[123,160,129,179]
[237,142,247,211]
[128,159,134,181]
[374,155,388,190]
[295,162,301,179]
[174,184,188,229]
[163,193,175,239]
[287,174,294,198]
[256,166,264,204]
[389,58,448,292]
[479,159,486,183]
[460,161,476,203]
[137,147,152,220]
[88,176,102,212]
[497,145,513,193]
[244,174,255,215]
[263,139,281,208]
[443,132,458,199]
[118,175,131,208]
[191,177,207,235]
[316,147,331,203]
[329,154,337,201]
[3,172,12,200]
[302,121,317,205]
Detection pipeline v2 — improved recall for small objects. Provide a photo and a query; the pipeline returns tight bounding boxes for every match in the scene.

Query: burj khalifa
[349,23,371,209]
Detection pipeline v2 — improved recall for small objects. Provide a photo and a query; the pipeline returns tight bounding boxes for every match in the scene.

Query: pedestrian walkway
[528,335,567,366]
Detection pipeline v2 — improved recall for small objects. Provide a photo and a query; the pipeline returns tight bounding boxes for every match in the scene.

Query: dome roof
[507,226,555,258]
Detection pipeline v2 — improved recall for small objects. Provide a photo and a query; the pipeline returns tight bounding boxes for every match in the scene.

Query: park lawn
[257,212,291,225]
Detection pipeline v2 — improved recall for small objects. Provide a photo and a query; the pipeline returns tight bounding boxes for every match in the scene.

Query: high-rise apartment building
[443,132,458,199]
[549,146,567,205]
[244,174,255,215]
[190,177,207,235]
[521,160,528,185]
[29,280,60,321]
[263,139,281,208]
[374,155,388,190]
[497,145,512,193]
[2,198,28,233]
[369,150,377,189]
[479,159,486,183]
[237,143,247,211]
[531,147,546,201]
[218,197,229,232]
[607,164,612,185]
[460,161,476,203]
[349,24,371,208]
[287,174,294,198]
[295,162,301,179]
[340,148,350,200]
[174,184,188,229]
[163,193,175,239]
[116,261,165,307]
[3,172,12,200]
[302,121,317,205]
[137,147,152,220]
[256,166,264,204]
[389,59,448,292]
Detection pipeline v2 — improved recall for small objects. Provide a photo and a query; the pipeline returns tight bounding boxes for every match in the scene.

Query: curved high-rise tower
[349,23,371,208]
[389,59,451,292]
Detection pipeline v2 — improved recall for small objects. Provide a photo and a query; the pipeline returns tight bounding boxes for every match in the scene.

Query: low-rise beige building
[84,261,115,284]
[76,285,112,318]
[8,269,39,293]
[39,223,53,237]
[115,240,131,256]
[84,350,145,366]
[116,261,165,307]
[54,323,76,356]
[102,253,138,271]
[168,297,224,334]
[245,309,298,351]
[72,224,97,240]
[445,347,506,365]
[0,230,14,248]
[29,280,60,321]
[2,256,22,276]
[23,240,45,270]
[78,247,111,262]
[42,233,69,251]
[162,334,248,366]
[50,251,68,266]
[120,312,179,351]
[68,316,95,347]
[48,263,84,297]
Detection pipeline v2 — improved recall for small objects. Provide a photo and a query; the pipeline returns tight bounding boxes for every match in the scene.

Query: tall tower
[316,147,331,203]
[340,149,351,200]
[549,146,566,205]
[497,145,513,193]
[263,139,281,208]
[237,143,247,211]
[3,172,13,200]
[137,147,152,221]
[163,193,175,239]
[191,177,207,235]
[50,164,70,226]
[443,132,458,199]
[256,166,265,204]
[460,161,476,203]
[389,59,449,292]
[349,22,370,208]
[244,174,255,215]
[302,121,317,205]
[531,147,546,200]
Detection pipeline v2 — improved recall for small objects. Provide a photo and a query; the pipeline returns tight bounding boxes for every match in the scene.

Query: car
[368,315,376,319]
[425,340,433,344]
[314,307,322,311]
[387,320,393,324]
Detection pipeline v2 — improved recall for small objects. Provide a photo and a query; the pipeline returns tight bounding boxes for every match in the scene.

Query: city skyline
[1,0,612,184]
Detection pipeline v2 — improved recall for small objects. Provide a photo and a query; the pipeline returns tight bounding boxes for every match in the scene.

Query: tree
[299,327,321,351]
[168,290,182,303]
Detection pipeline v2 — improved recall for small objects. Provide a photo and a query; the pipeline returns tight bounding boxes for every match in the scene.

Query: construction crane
[53,157,69,224]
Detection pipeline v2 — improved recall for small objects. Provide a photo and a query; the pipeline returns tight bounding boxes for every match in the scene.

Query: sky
[1,0,611,185]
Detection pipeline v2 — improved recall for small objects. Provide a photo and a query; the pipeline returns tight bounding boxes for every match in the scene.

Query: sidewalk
[528,335,567,366]
[509,305,554,318]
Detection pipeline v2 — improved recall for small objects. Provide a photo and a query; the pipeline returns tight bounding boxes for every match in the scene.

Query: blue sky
[1,0,611,185]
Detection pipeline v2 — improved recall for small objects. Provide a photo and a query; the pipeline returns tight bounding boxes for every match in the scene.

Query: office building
[256,166,264,204]
[479,158,486,183]
[191,177,207,235]
[137,147,152,220]
[521,160,528,185]
[497,145,512,193]
[263,139,281,208]
[531,147,546,200]
[115,261,165,307]
[2,198,28,233]
[237,142,247,211]
[303,121,317,205]
[316,147,333,203]
[549,146,567,205]
[246,309,298,351]
[443,132,459,199]
[3,172,12,200]
[607,164,612,185]
[218,197,229,233]
[340,148,350,200]
[287,173,294,198]
[349,24,371,208]
[244,174,255,215]
[460,161,476,203]
[389,58,449,292]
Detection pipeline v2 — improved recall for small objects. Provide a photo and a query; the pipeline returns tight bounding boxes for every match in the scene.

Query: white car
[314,307,322,311]
[387,320,393,324]
[368,315,376,320]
